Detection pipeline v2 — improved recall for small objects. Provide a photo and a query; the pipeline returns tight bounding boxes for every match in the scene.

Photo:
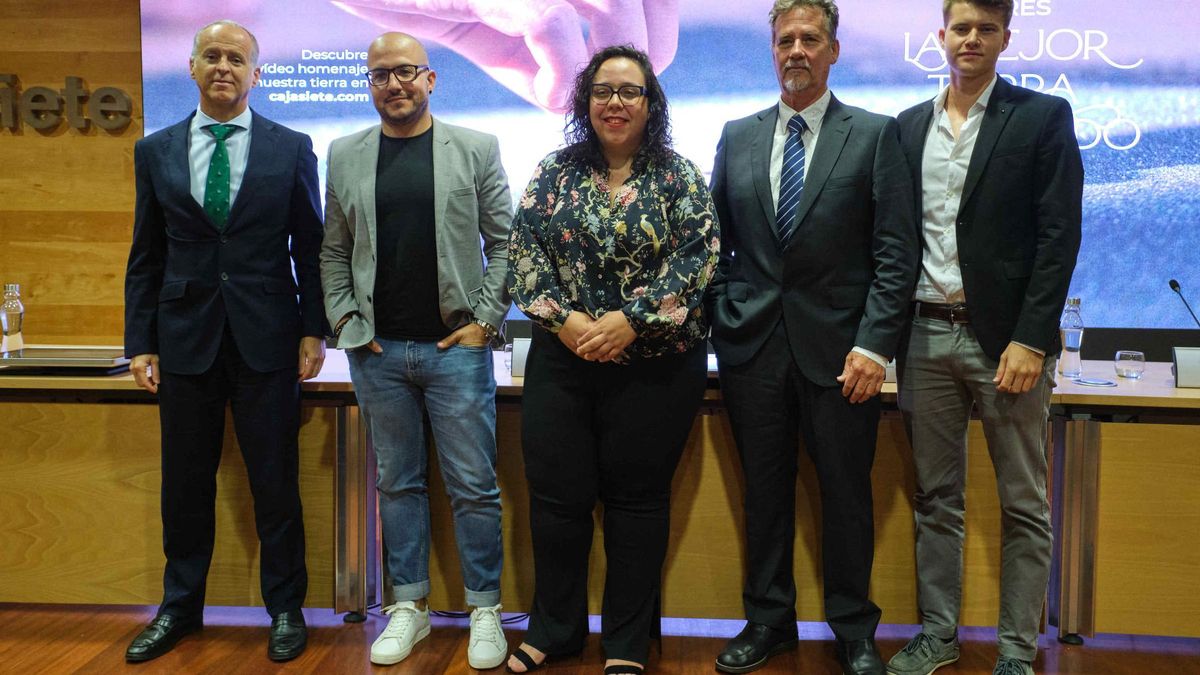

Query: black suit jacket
[708,95,919,386]
[896,77,1083,361]
[124,111,324,374]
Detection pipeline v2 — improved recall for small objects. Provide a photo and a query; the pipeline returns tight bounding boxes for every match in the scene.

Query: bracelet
[472,319,499,341]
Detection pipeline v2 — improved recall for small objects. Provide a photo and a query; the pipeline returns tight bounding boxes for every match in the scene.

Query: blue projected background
[141,0,1200,328]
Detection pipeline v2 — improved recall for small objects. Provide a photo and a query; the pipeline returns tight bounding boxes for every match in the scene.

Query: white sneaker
[370,601,431,665]
[467,603,507,670]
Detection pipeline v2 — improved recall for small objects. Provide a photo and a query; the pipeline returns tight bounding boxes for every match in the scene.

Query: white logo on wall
[903,0,1143,151]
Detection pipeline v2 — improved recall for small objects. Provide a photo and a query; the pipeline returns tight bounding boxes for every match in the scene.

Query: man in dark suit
[886,2,1082,675]
[708,1,918,673]
[122,20,325,663]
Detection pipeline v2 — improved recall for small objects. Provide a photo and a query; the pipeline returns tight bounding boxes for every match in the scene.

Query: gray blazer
[320,118,513,349]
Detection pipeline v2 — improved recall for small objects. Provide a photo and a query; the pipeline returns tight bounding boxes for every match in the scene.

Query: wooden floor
[2,604,1198,674]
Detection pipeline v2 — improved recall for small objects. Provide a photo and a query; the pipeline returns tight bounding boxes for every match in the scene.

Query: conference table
[1046,361,1200,641]
[1,351,1197,642]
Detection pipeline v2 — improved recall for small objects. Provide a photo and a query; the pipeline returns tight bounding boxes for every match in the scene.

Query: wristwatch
[472,318,499,342]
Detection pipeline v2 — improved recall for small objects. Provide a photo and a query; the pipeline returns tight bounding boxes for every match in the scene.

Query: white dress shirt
[915,76,1043,356]
[188,107,253,211]
[914,76,996,306]
[769,89,829,208]
[770,89,888,368]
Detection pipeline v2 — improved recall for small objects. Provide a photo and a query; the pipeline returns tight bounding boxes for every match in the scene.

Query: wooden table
[1048,362,1200,642]
[3,353,1198,642]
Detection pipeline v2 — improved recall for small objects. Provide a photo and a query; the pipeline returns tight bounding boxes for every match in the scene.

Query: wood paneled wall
[0,0,142,345]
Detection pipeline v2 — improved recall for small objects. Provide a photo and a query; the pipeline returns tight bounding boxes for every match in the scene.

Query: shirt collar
[932,75,998,115]
[777,88,832,136]
[192,106,253,133]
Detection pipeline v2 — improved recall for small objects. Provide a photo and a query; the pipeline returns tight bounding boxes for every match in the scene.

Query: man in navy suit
[123,20,325,663]
[708,1,918,673]
[886,2,1082,675]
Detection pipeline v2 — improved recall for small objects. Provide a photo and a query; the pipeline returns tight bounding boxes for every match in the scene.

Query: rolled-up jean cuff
[466,587,501,608]
[392,579,432,603]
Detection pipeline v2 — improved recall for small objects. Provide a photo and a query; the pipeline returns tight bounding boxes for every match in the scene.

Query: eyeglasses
[367,64,430,87]
[590,84,646,105]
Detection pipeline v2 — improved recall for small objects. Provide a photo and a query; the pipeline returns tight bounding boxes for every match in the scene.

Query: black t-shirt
[373,128,449,341]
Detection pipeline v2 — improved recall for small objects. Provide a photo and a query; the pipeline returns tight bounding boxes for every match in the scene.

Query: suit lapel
[750,106,779,239]
[904,102,934,194]
[165,114,209,222]
[356,127,382,255]
[961,78,1015,210]
[790,95,851,234]
[431,118,451,234]
[226,112,274,231]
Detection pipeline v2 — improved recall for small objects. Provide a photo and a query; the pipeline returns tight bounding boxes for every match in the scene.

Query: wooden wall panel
[0,402,338,608]
[0,0,143,346]
[1094,423,1200,637]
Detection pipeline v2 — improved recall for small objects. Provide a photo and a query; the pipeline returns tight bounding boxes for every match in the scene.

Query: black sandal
[505,646,545,673]
[603,666,644,674]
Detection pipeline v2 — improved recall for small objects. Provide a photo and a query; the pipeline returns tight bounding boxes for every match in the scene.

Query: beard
[377,96,427,128]
[782,69,812,94]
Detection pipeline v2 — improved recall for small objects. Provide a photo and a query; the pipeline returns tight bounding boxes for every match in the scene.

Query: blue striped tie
[776,114,808,247]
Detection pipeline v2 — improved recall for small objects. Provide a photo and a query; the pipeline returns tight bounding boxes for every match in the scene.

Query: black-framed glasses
[367,64,430,87]
[590,84,646,104]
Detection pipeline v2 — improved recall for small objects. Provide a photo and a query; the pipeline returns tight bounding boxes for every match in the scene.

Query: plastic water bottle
[1,283,25,353]
[1059,297,1083,379]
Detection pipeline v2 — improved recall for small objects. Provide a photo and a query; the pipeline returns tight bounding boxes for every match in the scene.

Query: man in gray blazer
[708,1,918,673]
[319,32,512,670]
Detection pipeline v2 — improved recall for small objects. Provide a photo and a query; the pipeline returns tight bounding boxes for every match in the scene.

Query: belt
[914,301,970,324]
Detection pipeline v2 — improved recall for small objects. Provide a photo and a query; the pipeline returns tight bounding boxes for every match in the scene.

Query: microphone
[1169,279,1200,328]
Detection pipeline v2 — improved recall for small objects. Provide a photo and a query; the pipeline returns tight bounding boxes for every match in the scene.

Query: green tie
[203,123,237,229]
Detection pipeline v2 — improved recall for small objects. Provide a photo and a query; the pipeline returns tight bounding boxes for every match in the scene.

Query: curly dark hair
[559,45,673,176]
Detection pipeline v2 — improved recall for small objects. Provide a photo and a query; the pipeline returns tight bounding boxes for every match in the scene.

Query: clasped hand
[559,310,635,363]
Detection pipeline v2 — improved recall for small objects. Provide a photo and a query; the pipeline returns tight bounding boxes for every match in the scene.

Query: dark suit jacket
[896,77,1083,361]
[709,95,919,386]
[124,110,324,374]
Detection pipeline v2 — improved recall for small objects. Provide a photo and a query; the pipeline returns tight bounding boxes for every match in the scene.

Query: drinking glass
[1114,350,1146,379]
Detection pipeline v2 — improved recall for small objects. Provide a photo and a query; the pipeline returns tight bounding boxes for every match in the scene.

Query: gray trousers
[897,315,1055,662]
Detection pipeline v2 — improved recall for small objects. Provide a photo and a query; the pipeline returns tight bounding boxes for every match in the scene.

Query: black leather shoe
[268,610,307,662]
[715,623,798,673]
[836,637,884,675]
[125,614,202,662]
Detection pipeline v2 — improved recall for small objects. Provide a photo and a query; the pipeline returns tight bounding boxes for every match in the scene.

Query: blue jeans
[347,338,502,607]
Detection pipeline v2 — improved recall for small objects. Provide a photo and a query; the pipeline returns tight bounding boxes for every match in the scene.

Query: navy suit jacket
[896,77,1083,361]
[708,95,920,385]
[124,110,324,374]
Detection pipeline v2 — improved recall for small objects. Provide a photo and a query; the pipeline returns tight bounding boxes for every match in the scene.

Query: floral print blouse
[508,149,720,360]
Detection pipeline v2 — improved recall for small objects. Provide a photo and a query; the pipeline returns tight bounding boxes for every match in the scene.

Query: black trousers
[718,320,882,641]
[521,328,707,664]
[156,325,307,618]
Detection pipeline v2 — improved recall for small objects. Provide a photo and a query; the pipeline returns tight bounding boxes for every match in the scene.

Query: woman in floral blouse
[506,45,719,675]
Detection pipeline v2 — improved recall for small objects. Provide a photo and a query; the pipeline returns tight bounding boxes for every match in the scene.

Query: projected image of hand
[330,0,679,111]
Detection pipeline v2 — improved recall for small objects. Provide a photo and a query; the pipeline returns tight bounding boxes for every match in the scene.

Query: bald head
[366,32,436,137]
[193,20,259,65]
[368,32,428,66]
